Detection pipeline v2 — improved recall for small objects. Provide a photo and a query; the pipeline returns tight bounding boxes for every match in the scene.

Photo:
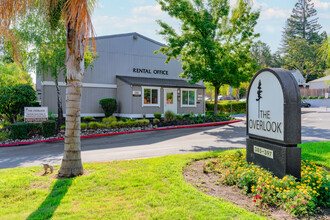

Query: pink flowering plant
[205,151,330,216]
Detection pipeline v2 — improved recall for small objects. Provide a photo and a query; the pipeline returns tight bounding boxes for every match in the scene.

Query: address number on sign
[253,145,273,159]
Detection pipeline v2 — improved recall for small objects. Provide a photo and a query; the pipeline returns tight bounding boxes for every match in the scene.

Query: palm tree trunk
[55,76,64,132]
[58,22,84,178]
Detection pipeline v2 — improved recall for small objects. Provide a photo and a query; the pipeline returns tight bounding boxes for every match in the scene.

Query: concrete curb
[0,120,243,147]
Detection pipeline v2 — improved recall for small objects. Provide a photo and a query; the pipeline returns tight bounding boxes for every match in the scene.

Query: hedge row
[206,101,246,112]
[9,120,56,139]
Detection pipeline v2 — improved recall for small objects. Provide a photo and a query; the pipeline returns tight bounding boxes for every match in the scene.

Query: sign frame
[24,107,48,123]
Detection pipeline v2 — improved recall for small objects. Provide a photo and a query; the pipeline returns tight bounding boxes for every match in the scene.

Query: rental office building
[36,32,206,118]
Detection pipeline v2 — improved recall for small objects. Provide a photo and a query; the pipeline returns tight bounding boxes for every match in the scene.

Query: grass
[299,141,330,168]
[0,141,328,219]
[0,150,264,220]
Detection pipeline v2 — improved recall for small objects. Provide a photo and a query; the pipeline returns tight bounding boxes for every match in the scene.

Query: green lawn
[299,141,330,168]
[0,141,329,219]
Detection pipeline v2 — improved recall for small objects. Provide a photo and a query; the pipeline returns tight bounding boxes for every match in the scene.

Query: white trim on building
[41,81,117,89]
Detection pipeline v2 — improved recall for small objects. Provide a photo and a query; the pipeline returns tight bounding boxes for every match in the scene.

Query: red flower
[253,199,256,203]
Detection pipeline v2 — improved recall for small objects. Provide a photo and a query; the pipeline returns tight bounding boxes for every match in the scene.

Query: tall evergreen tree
[281,0,326,79]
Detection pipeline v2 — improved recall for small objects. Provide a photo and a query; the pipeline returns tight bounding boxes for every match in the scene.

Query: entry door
[164,88,177,114]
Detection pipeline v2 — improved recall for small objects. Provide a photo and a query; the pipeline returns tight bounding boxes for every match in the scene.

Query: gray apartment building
[36,32,206,118]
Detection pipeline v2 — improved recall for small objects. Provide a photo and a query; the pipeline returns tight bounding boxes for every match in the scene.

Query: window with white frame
[142,87,160,106]
[181,89,196,107]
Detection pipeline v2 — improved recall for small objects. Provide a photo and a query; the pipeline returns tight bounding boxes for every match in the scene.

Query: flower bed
[204,151,330,217]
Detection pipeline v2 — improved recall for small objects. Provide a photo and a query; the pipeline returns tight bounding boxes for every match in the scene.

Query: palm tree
[0,0,96,177]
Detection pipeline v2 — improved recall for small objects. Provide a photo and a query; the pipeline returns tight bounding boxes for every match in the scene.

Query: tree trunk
[58,22,84,178]
[214,86,220,116]
[55,76,64,132]
[235,88,239,102]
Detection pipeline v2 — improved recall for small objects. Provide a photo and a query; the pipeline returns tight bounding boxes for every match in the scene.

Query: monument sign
[246,68,301,179]
[24,107,48,123]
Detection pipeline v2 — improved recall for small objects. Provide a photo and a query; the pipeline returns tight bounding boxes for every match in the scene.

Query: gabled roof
[308,75,330,83]
[93,32,167,47]
[116,76,205,89]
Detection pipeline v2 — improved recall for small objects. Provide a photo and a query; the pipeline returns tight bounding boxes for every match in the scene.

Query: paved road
[0,108,329,169]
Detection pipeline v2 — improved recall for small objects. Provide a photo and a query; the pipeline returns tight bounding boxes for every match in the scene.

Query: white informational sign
[132,91,141,96]
[248,71,284,141]
[325,93,329,99]
[24,107,48,123]
[253,145,273,159]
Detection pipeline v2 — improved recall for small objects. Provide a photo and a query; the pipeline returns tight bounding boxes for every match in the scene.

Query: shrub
[88,122,98,129]
[99,98,117,117]
[176,114,183,119]
[0,84,37,123]
[109,121,119,129]
[313,96,318,99]
[153,113,162,119]
[126,119,137,127]
[102,116,117,124]
[0,132,9,141]
[116,121,126,128]
[28,123,41,136]
[97,122,106,129]
[318,96,324,99]
[42,120,56,137]
[301,96,306,99]
[60,125,66,130]
[307,96,313,99]
[153,118,160,124]
[28,101,41,107]
[81,123,88,130]
[83,116,95,121]
[137,119,149,126]
[164,110,176,122]
[9,122,29,139]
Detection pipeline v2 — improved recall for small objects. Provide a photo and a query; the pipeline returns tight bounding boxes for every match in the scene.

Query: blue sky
[92,0,330,53]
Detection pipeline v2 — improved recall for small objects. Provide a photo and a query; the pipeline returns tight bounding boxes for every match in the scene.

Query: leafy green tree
[0,62,33,87]
[250,41,273,68]
[156,0,259,115]
[0,84,36,123]
[320,34,330,67]
[281,0,327,78]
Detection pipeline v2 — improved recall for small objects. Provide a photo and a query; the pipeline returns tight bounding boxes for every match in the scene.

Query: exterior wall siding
[39,33,205,117]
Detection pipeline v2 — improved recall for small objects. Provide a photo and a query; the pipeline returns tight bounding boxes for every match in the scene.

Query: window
[181,89,196,107]
[142,87,160,106]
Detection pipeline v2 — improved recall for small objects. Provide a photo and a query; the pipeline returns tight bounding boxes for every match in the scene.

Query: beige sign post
[24,107,48,123]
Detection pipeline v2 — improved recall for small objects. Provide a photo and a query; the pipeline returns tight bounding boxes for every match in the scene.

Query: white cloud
[312,0,330,9]
[259,8,290,20]
[132,5,164,17]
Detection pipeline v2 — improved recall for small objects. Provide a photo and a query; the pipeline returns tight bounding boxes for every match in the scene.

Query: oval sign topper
[246,68,301,146]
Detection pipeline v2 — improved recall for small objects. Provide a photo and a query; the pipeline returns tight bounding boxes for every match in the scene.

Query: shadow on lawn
[27,178,73,220]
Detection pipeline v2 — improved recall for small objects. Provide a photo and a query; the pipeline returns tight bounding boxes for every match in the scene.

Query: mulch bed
[183,159,330,220]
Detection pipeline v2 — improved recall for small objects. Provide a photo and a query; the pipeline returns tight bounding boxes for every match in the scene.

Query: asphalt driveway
[0,108,329,169]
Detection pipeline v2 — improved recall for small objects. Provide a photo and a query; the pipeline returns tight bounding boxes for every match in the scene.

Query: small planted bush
[97,122,106,129]
[126,119,137,127]
[60,125,66,130]
[153,118,160,124]
[164,110,176,122]
[137,119,149,127]
[99,98,117,117]
[83,116,95,121]
[318,96,324,99]
[0,132,9,141]
[307,96,313,99]
[153,113,162,119]
[81,123,88,130]
[42,120,56,137]
[102,116,117,125]
[88,122,98,129]
[301,96,306,99]
[9,122,29,139]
